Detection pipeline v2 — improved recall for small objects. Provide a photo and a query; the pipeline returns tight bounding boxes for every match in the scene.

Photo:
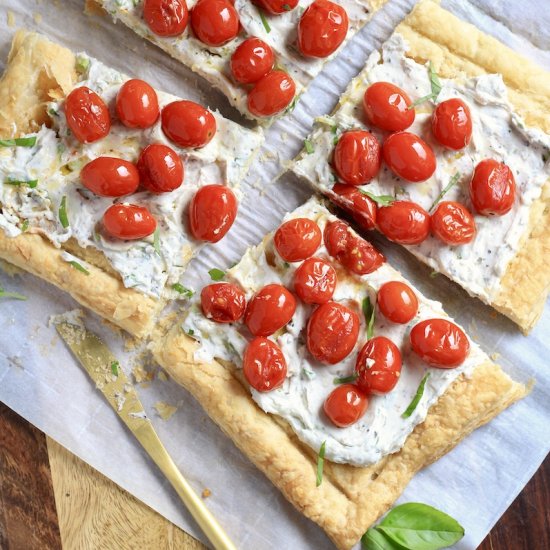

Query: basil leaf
[316,441,326,487]
[172,283,194,297]
[186,328,195,336]
[0,285,27,301]
[69,261,90,275]
[401,373,430,419]
[153,227,161,255]
[5,178,38,188]
[75,55,90,75]
[0,136,37,147]
[59,195,69,228]
[362,528,406,550]
[362,296,375,339]
[429,172,461,212]
[111,361,120,377]
[21,219,29,232]
[377,503,465,550]
[260,10,271,33]
[209,268,226,281]
[360,190,395,207]
[408,62,442,110]
[304,139,314,154]
[333,373,358,385]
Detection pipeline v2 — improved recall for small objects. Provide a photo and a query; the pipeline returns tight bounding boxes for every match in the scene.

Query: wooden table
[0,402,547,550]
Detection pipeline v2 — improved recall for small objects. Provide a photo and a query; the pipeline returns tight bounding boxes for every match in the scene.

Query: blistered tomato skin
[243,337,287,392]
[137,144,184,193]
[333,130,381,186]
[143,0,189,37]
[293,257,337,304]
[188,185,237,243]
[245,284,296,336]
[377,201,430,245]
[161,100,216,148]
[307,301,359,364]
[377,281,418,324]
[200,282,246,323]
[363,82,415,132]
[253,0,298,14]
[431,201,476,245]
[191,0,239,46]
[274,218,322,262]
[323,384,369,428]
[469,159,516,216]
[382,132,436,182]
[410,318,470,368]
[297,0,349,58]
[247,70,296,117]
[431,98,472,150]
[230,37,275,84]
[116,79,160,129]
[332,184,377,231]
[103,204,157,240]
[81,157,139,197]
[65,87,110,143]
[355,336,402,395]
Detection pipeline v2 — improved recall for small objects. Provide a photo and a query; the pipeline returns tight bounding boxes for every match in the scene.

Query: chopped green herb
[304,139,314,154]
[153,227,161,255]
[0,285,27,301]
[408,61,442,110]
[542,149,550,163]
[186,328,195,336]
[111,361,120,377]
[21,220,29,232]
[5,178,38,188]
[285,96,298,113]
[0,136,37,147]
[429,270,439,278]
[362,296,375,339]
[359,190,395,207]
[333,373,359,385]
[283,262,290,268]
[69,261,90,275]
[282,3,291,10]
[59,195,69,228]
[402,373,430,418]
[209,268,226,281]
[259,10,271,33]
[172,283,194,297]
[331,125,338,134]
[316,441,326,487]
[429,172,461,211]
[75,55,90,74]
[224,340,238,355]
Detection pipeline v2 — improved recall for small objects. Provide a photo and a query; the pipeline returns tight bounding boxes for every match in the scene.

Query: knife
[55,320,236,550]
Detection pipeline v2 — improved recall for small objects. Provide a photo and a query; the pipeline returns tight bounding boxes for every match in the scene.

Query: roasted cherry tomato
[81,157,139,197]
[188,184,237,242]
[293,257,336,304]
[161,100,216,148]
[103,204,157,240]
[323,384,368,427]
[143,0,189,36]
[363,82,415,132]
[332,183,377,231]
[410,318,470,368]
[333,130,381,186]
[377,200,430,245]
[355,336,402,395]
[191,0,239,46]
[201,282,246,323]
[253,0,298,14]
[377,281,418,324]
[230,37,274,84]
[431,98,472,150]
[247,70,296,117]
[382,132,436,182]
[273,218,321,262]
[243,337,287,392]
[431,201,476,245]
[137,144,184,193]
[245,284,296,336]
[65,86,110,143]
[307,301,359,364]
[469,159,516,216]
[297,0,349,58]
[116,79,160,129]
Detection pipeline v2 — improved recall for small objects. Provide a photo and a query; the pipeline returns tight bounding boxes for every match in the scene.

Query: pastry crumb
[7,11,16,27]
[157,370,169,382]
[153,401,178,420]
[201,489,211,499]
[132,364,154,384]
[490,352,501,361]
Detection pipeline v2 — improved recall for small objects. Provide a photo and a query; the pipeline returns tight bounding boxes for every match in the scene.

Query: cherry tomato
[297,0,349,58]
[377,281,418,324]
[382,132,436,182]
[143,0,189,36]
[230,37,274,84]
[355,336,402,395]
[377,201,430,245]
[273,218,321,262]
[245,284,296,336]
[307,301,359,364]
[189,184,237,243]
[469,159,516,216]
[81,157,139,197]
[332,183,377,231]
[363,82,415,132]
[116,79,160,129]
[65,86,110,143]
[333,130,381,186]
[201,282,246,323]
[162,100,216,148]
[243,337,287,392]
[431,201,476,245]
[253,0,298,14]
[431,98,472,150]
[247,70,296,117]
[191,0,239,46]
[293,257,336,304]
[323,384,368,427]
[410,318,470,368]
[137,144,184,193]
[103,204,157,240]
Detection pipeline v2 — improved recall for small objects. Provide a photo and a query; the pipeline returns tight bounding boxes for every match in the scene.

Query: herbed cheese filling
[293,34,550,303]
[180,198,489,466]
[0,55,262,298]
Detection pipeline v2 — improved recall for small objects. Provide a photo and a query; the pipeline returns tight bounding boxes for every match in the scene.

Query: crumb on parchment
[201,489,212,499]
[153,401,178,420]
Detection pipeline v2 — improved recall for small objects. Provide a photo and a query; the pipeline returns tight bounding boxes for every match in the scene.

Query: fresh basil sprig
[209,268,226,281]
[362,296,375,339]
[408,62,442,110]
[360,190,395,207]
[429,172,461,212]
[0,285,27,301]
[402,373,430,419]
[0,136,37,147]
[316,441,326,487]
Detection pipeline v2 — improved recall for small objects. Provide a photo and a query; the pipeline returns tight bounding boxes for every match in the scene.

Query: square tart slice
[151,196,526,549]
[292,0,550,334]
[92,0,387,122]
[0,30,263,337]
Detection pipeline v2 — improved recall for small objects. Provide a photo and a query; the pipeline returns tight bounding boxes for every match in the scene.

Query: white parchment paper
[1,1,549,548]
